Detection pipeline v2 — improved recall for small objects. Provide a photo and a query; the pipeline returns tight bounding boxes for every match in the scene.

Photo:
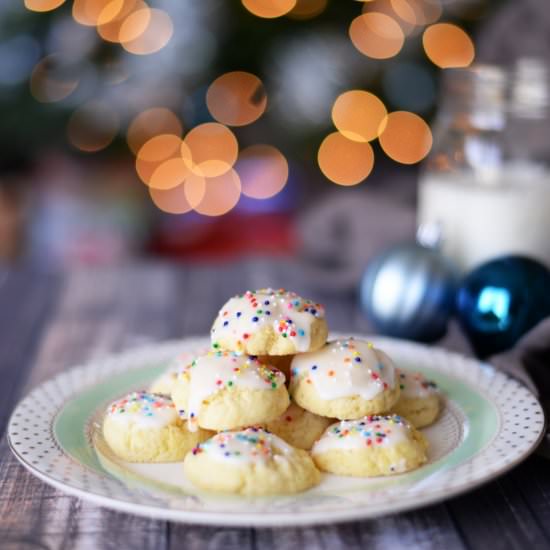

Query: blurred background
[2,0,549,288]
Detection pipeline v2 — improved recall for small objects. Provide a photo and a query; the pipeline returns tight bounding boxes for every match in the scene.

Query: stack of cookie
[102,289,441,496]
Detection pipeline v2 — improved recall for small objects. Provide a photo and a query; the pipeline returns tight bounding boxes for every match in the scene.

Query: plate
[8,335,545,527]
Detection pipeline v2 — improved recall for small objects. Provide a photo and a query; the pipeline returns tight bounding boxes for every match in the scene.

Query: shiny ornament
[456,255,550,358]
[360,243,458,342]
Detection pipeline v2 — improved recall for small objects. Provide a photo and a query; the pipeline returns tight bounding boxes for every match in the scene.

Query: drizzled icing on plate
[210,289,325,352]
[398,370,439,399]
[191,427,293,465]
[106,391,178,429]
[312,415,413,454]
[181,351,286,431]
[290,338,396,400]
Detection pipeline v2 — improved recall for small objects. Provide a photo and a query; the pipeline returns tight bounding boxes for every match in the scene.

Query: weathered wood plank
[1,262,549,550]
[447,470,550,549]
[1,266,181,550]
[0,269,61,435]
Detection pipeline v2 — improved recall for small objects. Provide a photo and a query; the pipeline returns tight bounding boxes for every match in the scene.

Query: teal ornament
[456,255,550,358]
[360,243,458,342]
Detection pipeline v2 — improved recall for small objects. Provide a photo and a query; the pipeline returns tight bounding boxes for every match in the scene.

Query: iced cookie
[210,289,328,355]
[265,402,333,450]
[102,391,212,462]
[149,347,209,396]
[258,354,293,380]
[312,414,428,477]
[289,338,400,420]
[183,427,320,495]
[171,351,290,432]
[392,371,440,428]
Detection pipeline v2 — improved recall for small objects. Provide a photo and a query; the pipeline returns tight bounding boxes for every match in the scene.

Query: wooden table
[1,262,550,550]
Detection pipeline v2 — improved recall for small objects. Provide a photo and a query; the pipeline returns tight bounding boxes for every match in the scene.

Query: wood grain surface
[0,262,548,550]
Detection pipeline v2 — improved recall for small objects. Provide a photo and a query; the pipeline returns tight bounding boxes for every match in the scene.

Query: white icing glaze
[210,289,325,352]
[183,351,286,431]
[311,415,413,454]
[397,370,439,399]
[150,347,209,393]
[191,427,294,465]
[290,338,396,401]
[106,391,178,429]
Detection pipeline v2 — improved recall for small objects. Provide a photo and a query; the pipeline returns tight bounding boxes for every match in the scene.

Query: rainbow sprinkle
[107,391,175,418]
[326,415,409,447]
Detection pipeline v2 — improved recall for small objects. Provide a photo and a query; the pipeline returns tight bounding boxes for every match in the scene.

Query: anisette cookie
[103,391,212,462]
[183,427,320,495]
[392,371,440,428]
[258,354,293,380]
[265,402,333,450]
[171,350,290,432]
[210,289,328,355]
[312,414,428,477]
[149,347,209,396]
[289,338,400,419]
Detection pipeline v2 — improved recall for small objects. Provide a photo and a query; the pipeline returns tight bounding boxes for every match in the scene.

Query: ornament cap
[416,222,442,249]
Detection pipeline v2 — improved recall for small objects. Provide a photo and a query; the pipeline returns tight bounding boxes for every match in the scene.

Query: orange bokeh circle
[332,90,387,143]
[318,132,375,186]
[349,13,405,60]
[378,111,433,164]
[206,71,267,127]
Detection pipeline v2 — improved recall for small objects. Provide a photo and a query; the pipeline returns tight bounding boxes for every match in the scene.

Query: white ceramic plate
[8,335,545,527]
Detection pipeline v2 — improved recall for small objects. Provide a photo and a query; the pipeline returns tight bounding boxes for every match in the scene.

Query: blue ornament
[456,255,550,358]
[360,243,458,342]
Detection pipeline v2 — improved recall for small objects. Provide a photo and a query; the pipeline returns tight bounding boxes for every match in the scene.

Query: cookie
[149,347,209,396]
[210,289,328,355]
[312,414,428,477]
[392,370,440,428]
[289,338,400,420]
[258,354,293,381]
[265,402,333,450]
[183,427,320,495]
[171,351,290,432]
[103,391,212,462]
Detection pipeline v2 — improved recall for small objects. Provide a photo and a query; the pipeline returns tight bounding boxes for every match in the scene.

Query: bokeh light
[30,55,79,103]
[185,169,242,217]
[25,0,66,12]
[206,71,267,127]
[423,23,475,68]
[287,0,327,20]
[120,8,174,55]
[73,0,112,26]
[349,13,405,59]
[242,0,297,19]
[331,90,387,142]
[149,184,194,215]
[318,132,375,186]
[149,158,193,191]
[97,0,148,43]
[390,0,442,26]
[127,108,183,155]
[378,111,432,164]
[236,145,289,199]
[362,0,416,36]
[183,123,239,178]
[136,134,185,185]
[67,101,119,152]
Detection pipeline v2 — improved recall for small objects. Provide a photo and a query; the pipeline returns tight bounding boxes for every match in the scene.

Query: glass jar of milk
[418,59,550,272]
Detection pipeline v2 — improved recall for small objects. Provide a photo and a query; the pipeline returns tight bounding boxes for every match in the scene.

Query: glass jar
[417,59,550,271]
